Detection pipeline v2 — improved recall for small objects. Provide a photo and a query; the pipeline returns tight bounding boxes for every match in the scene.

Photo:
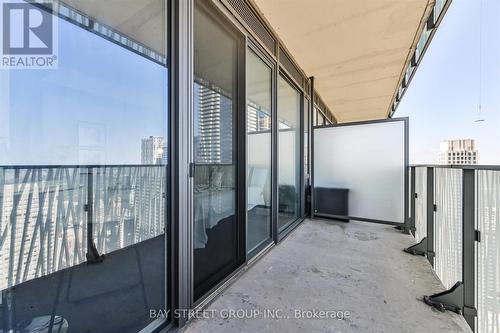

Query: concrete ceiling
[252,0,435,123]
[63,0,166,55]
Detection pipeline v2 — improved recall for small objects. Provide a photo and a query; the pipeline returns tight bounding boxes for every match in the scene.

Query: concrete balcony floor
[183,219,471,333]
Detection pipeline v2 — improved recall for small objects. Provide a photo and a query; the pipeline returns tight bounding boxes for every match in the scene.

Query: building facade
[196,84,233,164]
[437,139,478,165]
[141,136,167,165]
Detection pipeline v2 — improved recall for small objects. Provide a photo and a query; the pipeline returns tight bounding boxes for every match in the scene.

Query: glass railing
[409,165,500,333]
[0,164,166,290]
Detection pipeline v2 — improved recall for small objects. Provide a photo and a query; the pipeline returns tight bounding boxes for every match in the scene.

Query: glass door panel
[246,49,272,255]
[278,76,301,231]
[193,1,244,301]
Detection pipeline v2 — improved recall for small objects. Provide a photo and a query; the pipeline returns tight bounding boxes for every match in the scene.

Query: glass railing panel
[434,0,447,21]
[414,167,427,242]
[0,166,88,290]
[433,168,462,289]
[476,170,500,333]
[92,166,166,255]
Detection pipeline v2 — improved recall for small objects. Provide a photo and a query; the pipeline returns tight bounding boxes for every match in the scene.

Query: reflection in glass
[278,76,301,230]
[246,50,272,253]
[0,1,168,331]
[193,2,243,300]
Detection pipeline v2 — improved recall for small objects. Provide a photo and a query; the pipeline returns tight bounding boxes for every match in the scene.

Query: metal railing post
[410,166,416,235]
[86,167,103,263]
[426,167,435,266]
[86,167,93,258]
[462,168,477,330]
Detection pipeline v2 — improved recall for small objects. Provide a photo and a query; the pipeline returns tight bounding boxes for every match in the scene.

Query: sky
[395,0,500,165]
[1,8,168,165]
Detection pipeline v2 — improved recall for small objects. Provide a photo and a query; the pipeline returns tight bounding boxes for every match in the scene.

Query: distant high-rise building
[247,105,259,133]
[258,112,272,131]
[141,136,165,165]
[248,102,271,133]
[197,85,233,163]
[437,139,478,165]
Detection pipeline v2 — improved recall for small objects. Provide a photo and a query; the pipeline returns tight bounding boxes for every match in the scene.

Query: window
[0,1,169,331]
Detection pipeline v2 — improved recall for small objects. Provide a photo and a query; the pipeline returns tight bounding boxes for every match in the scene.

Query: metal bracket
[394,225,409,234]
[86,241,105,264]
[463,305,477,317]
[404,237,427,256]
[423,281,463,314]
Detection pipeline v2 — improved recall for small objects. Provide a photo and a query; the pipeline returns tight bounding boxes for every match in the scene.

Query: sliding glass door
[193,1,245,301]
[278,75,302,231]
[246,48,273,255]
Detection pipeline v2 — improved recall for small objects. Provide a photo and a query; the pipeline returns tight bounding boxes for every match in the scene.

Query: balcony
[1,0,498,332]
[183,218,471,333]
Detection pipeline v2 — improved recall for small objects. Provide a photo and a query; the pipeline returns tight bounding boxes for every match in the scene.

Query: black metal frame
[246,38,276,259]
[311,117,409,227]
[426,167,435,265]
[307,77,315,217]
[190,0,247,305]
[276,69,306,239]
[170,0,193,328]
[410,166,416,235]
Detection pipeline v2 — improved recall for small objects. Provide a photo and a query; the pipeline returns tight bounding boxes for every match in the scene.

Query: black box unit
[314,187,349,222]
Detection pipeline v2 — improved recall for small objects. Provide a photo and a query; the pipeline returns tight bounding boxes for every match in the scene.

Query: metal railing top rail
[0,163,167,170]
[410,164,500,171]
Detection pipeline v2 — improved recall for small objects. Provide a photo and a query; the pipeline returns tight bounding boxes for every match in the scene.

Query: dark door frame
[246,37,277,260]
[191,0,247,306]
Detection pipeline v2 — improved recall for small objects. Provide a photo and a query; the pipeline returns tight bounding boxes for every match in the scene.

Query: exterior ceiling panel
[63,0,166,55]
[252,0,434,122]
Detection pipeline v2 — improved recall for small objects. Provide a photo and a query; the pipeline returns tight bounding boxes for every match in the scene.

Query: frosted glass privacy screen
[313,120,406,223]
